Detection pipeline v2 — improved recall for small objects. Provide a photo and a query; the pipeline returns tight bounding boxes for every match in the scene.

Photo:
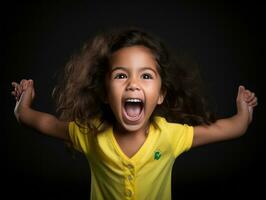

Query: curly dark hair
[52,26,216,132]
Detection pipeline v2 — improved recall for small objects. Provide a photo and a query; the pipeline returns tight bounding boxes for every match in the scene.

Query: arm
[11,79,69,141]
[192,85,258,147]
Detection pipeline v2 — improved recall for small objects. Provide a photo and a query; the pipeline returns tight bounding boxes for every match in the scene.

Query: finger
[12,90,18,100]
[21,79,27,90]
[20,79,26,85]
[29,79,34,86]
[11,82,19,88]
[249,103,258,108]
[14,89,20,100]
[27,79,34,88]
[12,90,20,99]
[17,84,23,95]
[246,94,256,104]
[243,90,252,101]
[245,89,252,95]
[11,91,16,96]
[23,79,30,90]
[28,79,35,99]
[244,90,254,99]
[247,92,255,102]
[248,97,258,107]
[252,102,258,107]
[14,86,19,97]
[248,96,257,105]
[12,82,18,93]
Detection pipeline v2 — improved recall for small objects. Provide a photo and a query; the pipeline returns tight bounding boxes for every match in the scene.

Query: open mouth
[122,98,144,124]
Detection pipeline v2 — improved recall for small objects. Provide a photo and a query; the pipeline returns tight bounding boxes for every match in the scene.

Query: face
[106,45,165,133]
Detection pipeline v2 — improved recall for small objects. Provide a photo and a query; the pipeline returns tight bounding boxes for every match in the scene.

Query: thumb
[18,79,35,107]
[237,85,245,101]
[28,79,35,98]
[236,85,248,113]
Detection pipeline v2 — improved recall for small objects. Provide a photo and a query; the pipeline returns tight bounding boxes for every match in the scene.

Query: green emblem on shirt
[154,151,161,160]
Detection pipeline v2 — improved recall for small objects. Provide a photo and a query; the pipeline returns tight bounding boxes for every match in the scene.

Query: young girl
[11,27,257,200]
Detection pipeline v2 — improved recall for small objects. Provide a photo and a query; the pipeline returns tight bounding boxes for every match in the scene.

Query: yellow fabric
[68,116,193,200]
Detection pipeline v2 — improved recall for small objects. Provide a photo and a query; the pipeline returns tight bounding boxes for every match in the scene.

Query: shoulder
[153,116,192,131]
[68,117,108,153]
[153,116,194,156]
[69,117,106,134]
[153,116,193,143]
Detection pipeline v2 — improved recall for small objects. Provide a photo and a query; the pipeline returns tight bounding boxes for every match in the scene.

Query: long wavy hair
[52,27,216,133]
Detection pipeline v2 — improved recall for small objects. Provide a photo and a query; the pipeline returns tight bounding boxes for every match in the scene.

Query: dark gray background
[3,1,264,199]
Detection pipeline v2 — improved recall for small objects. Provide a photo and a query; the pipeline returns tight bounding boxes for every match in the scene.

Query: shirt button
[127,164,134,169]
[126,189,132,197]
[128,175,133,181]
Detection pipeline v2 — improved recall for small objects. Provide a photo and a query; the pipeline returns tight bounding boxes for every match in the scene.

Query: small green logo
[154,151,161,160]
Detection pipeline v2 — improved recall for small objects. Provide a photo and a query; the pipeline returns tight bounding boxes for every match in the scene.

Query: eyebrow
[111,66,158,75]
[111,66,127,73]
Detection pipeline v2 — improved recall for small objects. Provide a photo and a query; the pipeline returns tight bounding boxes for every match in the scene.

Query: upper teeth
[125,98,142,103]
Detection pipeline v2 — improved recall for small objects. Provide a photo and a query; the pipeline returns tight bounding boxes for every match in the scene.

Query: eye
[142,73,153,79]
[114,73,127,79]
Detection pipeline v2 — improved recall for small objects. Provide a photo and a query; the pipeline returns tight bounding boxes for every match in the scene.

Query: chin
[118,119,147,133]
[123,124,144,132]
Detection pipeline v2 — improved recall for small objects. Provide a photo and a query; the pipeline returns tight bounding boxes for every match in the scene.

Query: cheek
[145,87,161,101]
[145,80,162,93]
[144,81,163,104]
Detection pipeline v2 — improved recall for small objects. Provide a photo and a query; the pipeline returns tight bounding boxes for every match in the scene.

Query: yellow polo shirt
[68,116,193,200]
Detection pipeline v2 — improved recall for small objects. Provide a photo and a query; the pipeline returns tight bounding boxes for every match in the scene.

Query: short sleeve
[68,121,91,153]
[155,117,194,158]
[171,124,193,158]
[173,124,194,157]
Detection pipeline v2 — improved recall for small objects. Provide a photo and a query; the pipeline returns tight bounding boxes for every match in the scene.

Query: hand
[236,85,258,124]
[11,79,35,117]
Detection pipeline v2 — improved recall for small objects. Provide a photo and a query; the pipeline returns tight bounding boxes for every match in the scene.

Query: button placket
[128,175,133,181]
[124,162,135,199]
[126,189,132,197]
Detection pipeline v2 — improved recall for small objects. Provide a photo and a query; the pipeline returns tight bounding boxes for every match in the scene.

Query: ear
[157,89,166,105]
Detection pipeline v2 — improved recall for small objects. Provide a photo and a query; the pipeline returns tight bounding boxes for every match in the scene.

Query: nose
[126,77,140,91]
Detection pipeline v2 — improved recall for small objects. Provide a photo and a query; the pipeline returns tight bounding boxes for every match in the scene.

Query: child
[11,27,257,200]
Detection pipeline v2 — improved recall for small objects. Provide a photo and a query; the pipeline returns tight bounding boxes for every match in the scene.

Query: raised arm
[192,85,258,147]
[11,79,69,141]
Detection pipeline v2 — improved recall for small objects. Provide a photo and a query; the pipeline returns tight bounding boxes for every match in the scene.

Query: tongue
[125,103,141,117]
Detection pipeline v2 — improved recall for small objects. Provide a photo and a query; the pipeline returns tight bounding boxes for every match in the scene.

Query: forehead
[109,45,158,70]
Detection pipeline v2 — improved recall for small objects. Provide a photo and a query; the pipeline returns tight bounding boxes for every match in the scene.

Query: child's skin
[11,45,258,158]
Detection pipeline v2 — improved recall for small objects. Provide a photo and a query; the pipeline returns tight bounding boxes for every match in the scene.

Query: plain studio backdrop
[3,1,264,199]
